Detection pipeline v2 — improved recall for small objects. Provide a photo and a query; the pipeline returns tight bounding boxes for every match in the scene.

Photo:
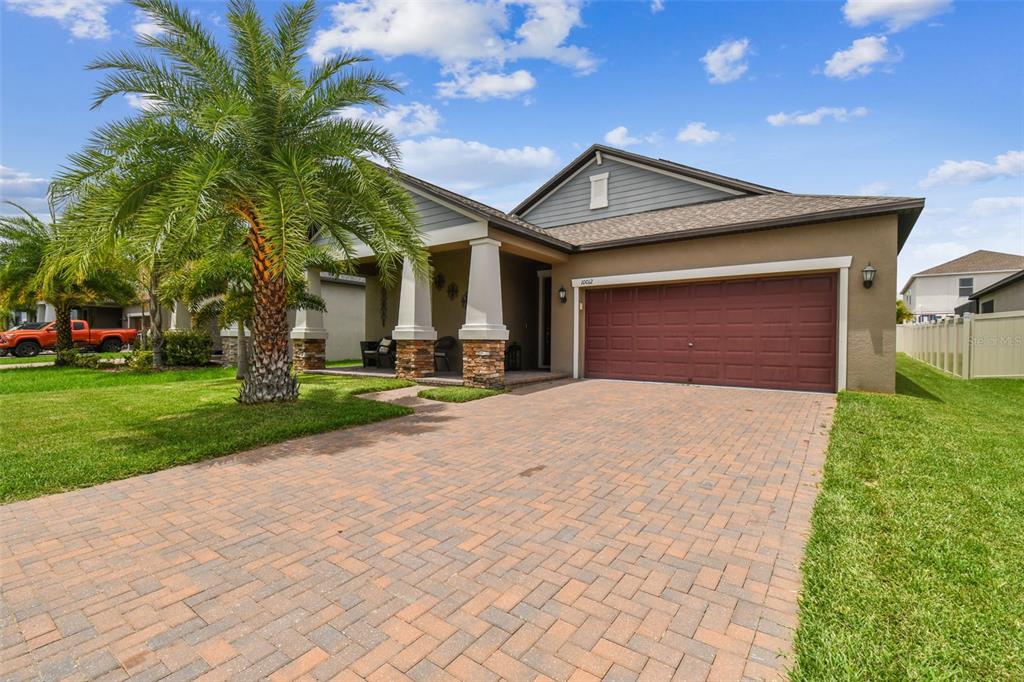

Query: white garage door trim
[571,256,853,390]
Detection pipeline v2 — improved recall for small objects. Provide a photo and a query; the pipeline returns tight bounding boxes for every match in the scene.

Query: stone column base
[462,339,506,388]
[396,339,435,379]
[221,336,239,365]
[293,338,326,371]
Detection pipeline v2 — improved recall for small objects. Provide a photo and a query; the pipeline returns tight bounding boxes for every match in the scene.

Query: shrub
[163,330,213,367]
[127,349,154,372]
[55,349,101,369]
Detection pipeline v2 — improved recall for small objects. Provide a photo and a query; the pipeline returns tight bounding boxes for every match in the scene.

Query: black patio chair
[360,340,381,367]
[377,338,396,369]
[434,336,457,371]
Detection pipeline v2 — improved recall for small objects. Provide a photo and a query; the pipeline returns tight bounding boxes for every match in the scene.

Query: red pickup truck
[0,320,138,357]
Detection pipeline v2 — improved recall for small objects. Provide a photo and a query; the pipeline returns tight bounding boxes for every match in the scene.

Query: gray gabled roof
[511,144,783,217]
[545,194,924,251]
[913,250,1024,277]
[969,268,1024,300]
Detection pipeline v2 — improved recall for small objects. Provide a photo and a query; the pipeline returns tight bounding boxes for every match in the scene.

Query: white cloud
[335,102,441,137]
[843,0,952,32]
[436,70,537,100]
[5,0,118,40]
[676,122,721,145]
[124,94,160,112]
[0,165,50,214]
[604,126,640,147]
[920,151,1024,187]
[602,126,663,148]
[857,181,891,196]
[132,9,166,39]
[650,0,665,13]
[398,137,558,196]
[824,35,901,79]
[310,0,596,99]
[766,106,868,126]
[967,196,1024,217]
[700,38,750,84]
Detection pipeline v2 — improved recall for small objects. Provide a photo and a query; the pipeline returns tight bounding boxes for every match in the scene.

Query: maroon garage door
[584,273,838,392]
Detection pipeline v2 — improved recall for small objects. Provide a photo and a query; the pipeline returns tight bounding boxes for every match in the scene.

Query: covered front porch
[354,227,567,388]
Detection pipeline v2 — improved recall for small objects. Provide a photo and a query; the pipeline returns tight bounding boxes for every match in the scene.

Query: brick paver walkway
[1,380,834,681]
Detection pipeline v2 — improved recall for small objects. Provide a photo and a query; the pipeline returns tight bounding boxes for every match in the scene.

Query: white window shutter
[589,172,609,209]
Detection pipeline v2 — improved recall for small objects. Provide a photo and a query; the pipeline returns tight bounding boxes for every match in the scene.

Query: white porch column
[392,259,437,341]
[290,268,329,340]
[459,238,508,341]
[42,303,56,322]
[168,300,191,331]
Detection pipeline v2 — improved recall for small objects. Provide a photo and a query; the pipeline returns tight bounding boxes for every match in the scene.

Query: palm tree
[0,203,135,363]
[51,0,426,402]
[163,240,345,380]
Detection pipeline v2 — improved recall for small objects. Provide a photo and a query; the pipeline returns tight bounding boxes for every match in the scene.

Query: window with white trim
[958,277,974,297]
[589,172,609,209]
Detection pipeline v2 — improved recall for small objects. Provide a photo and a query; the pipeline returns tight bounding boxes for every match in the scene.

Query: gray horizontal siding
[411,192,473,231]
[523,157,733,229]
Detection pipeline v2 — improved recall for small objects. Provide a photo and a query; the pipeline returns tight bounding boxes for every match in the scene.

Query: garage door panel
[585,273,837,392]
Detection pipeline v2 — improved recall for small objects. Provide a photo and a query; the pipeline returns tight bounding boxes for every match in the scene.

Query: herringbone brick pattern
[1,380,834,681]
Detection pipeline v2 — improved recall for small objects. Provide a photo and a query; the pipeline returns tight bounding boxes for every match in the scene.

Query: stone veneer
[395,339,434,379]
[292,338,326,371]
[221,335,239,365]
[462,340,506,388]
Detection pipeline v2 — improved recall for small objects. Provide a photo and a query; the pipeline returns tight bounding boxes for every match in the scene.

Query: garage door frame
[571,256,852,390]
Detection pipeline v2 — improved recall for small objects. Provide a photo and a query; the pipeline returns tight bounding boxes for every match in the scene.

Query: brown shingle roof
[544,194,924,249]
[913,250,1024,277]
[396,170,574,251]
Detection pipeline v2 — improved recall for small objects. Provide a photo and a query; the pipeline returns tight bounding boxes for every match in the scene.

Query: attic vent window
[589,172,609,210]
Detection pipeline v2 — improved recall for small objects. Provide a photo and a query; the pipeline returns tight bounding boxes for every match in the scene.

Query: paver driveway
[1,379,834,681]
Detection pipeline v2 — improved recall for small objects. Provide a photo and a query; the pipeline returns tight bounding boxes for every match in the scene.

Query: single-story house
[294,144,924,394]
[966,269,1024,314]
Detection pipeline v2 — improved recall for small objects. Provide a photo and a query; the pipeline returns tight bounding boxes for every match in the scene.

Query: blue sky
[2,0,1022,291]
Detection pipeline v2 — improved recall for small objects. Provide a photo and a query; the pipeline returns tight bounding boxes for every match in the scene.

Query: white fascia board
[571,256,853,288]
[402,183,484,224]
[352,221,488,258]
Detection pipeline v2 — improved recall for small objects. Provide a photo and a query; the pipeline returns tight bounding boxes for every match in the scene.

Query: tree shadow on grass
[895,370,943,403]
[110,386,455,472]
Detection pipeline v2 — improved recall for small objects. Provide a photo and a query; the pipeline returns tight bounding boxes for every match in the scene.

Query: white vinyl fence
[897,312,1024,379]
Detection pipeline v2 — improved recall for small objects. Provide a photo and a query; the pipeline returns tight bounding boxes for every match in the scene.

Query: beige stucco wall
[548,215,900,393]
[979,278,1024,313]
[322,280,366,360]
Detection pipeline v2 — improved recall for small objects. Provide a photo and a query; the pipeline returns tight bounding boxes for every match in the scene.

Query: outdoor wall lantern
[558,285,568,304]
[862,263,877,289]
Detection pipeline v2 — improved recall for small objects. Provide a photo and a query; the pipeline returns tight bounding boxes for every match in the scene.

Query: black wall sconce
[558,285,568,304]
[862,263,877,289]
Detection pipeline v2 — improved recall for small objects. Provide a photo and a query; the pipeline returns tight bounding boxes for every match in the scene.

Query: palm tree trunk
[53,302,73,366]
[238,218,298,403]
[236,320,249,381]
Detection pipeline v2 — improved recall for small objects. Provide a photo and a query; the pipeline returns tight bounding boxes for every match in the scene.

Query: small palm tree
[52,0,426,402]
[0,203,135,363]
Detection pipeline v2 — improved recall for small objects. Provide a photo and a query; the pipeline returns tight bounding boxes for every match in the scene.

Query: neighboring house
[967,269,1024,314]
[20,275,367,361]
[331,144,924,393]
[900,250,1024,321]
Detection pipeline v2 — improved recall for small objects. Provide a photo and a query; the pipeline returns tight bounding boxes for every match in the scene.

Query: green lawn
[0,352,128,365]
[325,358,361,368]
[793,355,1024,680]
[0,366,412,502]
[418,386,503,403]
